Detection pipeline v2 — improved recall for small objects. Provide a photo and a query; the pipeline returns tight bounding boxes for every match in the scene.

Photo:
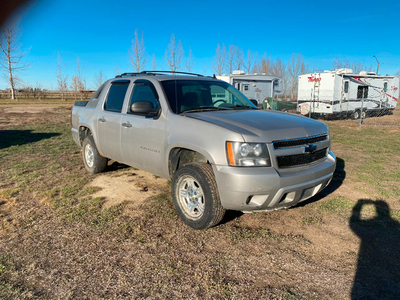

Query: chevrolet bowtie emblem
[305,144,317,153]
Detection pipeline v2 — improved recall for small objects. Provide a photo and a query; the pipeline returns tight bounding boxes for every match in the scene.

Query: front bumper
[213,151,336,211]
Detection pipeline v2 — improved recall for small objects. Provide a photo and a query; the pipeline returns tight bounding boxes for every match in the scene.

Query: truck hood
[185,110,328,143]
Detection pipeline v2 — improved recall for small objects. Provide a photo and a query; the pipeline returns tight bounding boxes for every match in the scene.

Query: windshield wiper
[180,106,232,114]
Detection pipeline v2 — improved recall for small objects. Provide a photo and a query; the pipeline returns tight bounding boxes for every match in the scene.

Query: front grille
[273,134,327,149]
[277,148,328,168]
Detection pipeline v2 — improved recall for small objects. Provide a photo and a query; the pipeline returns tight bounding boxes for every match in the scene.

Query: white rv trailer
[297,69,399,118]
[217,70,284,106]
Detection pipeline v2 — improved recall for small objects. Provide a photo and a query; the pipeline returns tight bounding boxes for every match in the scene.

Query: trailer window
[357,86,368,99]
[344,81,349,93]
[383,82,388,92]
[244,85,249,91]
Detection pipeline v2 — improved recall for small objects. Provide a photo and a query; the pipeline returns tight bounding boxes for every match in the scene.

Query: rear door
[96,80,130,162]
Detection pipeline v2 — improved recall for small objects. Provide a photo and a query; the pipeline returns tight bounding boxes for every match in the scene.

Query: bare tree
[271,58,286,78]
[186,47,194,73]
[226,45,236,74]
[70,57,85,100]
[287,53,308,98]
[212,43,226,76]
[164,33,184,73]
[351,61,364,74]
[255,53,272,74]
[115,64,120,76]
[56,52,68,100]
[34,81,44,99]
[151,54,157,70]
[94,70,104,89]
[234,46,244,71]
[0,21,29,100]
[245,49,257,74]
[202,65,208,76]
[332,58,350,70]
[128,29,148,72]
[332,58,372,74]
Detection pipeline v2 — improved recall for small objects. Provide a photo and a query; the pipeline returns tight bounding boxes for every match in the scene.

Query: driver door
[121,80,165,176]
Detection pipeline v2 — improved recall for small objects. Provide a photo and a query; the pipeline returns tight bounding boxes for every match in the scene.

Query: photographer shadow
[350,199,400,299]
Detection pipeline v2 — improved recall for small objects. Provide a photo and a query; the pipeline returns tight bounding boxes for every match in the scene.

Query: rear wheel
[82,135,107,174]
[172,162,225,230]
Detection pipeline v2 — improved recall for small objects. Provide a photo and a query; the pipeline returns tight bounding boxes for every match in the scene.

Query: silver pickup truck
[71,71,336,230]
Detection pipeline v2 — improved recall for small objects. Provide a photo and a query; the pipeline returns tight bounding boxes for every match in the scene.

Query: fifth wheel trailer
[217,71,284,106]
[297,69,399,119]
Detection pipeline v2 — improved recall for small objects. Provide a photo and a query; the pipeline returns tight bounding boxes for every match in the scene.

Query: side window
[357,86,368,99]
[383,82,388,93]
[92,83,105,99]
[104,82,130,113]
[344,81,349,93]
[128,82,159,113]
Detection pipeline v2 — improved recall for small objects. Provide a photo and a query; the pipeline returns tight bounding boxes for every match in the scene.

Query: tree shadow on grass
[350,199,400,299]
[0,130,61,149]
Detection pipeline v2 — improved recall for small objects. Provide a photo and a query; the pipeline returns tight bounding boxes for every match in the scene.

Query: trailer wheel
[352,110,360,120]
[361,110,367,119]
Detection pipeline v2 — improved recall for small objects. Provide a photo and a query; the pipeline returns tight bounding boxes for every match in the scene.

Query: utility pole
[373,55,380,75]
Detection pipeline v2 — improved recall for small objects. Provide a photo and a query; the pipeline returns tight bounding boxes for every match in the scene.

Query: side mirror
[130,101,160,117]
[250,99,258,107]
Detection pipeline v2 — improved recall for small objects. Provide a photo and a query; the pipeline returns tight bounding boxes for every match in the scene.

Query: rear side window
[87,83,106,108]
[104,81,130,112]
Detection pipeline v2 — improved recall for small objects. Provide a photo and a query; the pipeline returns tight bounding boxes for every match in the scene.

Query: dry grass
[0,101,399,299]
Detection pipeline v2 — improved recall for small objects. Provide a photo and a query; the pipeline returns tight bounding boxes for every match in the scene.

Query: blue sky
[1,0,400,90]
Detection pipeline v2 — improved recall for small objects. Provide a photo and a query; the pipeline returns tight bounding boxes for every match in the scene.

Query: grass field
[0,100,399,299]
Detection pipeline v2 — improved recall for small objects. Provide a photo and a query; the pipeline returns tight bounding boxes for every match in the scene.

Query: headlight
[226,142,271,167]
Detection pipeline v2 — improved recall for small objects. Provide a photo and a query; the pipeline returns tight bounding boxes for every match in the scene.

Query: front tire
[82,135,107,174]
[172,163,225,230]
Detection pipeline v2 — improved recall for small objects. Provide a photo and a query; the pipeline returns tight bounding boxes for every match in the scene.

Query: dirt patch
[88,169,170,216]
[0,104,72,128]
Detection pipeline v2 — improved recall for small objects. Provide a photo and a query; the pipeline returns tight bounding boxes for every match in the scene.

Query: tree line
[0,22,382,100]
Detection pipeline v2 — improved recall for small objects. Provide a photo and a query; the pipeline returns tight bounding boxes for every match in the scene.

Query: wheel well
[168,148,208,179]
[78,127,91,146]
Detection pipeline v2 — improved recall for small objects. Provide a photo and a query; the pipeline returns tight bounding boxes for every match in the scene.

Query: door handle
[98,117,106,123]
[122,122,132,128]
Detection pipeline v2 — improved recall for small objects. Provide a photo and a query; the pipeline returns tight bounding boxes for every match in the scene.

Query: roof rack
[115,70,205,78]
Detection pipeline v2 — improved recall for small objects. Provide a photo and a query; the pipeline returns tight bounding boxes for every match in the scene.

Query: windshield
[161,79,257,114]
